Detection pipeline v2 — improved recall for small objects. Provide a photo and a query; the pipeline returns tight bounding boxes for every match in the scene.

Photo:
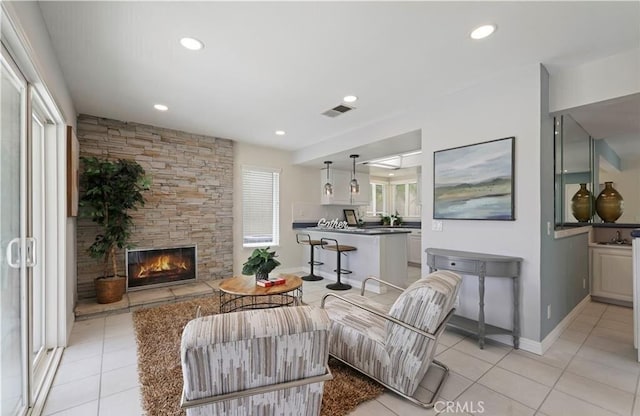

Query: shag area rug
[132,297,384,416]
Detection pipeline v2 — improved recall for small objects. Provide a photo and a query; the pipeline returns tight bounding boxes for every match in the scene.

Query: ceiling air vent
[322,104,355,118]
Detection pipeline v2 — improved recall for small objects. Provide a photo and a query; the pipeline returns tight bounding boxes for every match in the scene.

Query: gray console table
[426,248,522,349]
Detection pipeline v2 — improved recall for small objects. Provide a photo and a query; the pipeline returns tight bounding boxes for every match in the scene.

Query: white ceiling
[568,93,640,160]
[39,2,640,152]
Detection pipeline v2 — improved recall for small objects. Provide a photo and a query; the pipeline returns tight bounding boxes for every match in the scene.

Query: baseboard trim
[539,294,592,354]
[461,295,592,356]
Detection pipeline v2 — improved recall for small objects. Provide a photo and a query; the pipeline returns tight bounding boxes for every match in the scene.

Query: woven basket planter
[95,276,126,304]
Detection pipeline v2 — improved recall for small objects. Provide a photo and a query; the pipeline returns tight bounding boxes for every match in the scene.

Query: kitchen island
[303,227,411,293]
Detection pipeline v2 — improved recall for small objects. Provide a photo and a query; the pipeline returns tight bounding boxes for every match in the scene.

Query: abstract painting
[433,137,515,220]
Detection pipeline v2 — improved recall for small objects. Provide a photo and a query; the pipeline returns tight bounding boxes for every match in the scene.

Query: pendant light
[350,154,360,194]
[323,161,333,196]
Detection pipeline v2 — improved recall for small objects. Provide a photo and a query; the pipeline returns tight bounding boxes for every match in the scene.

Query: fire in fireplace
[126,245,197,291]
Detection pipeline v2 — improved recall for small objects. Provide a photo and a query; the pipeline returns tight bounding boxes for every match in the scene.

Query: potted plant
[79,157,150,303]
[390,211,403,226]
[242,247,281,281]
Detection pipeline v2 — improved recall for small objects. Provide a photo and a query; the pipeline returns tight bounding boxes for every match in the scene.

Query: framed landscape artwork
[433,137,515,220]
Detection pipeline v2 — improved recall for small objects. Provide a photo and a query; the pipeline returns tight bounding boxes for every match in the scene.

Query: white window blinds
[242,167,280,247]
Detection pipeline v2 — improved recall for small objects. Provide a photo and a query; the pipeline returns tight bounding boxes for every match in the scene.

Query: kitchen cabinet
[591,246,633,303]
[320,168,370,206]
[408,231,421,265]
[351,172,371,205]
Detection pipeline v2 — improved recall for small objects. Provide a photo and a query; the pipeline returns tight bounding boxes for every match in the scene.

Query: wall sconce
[323,161,333,196]
[350,154,360,194]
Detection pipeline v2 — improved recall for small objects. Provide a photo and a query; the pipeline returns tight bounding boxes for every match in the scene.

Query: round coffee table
[218,275,303,313]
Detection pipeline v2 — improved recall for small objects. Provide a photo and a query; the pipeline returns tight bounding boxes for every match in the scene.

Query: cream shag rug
[132,297,384,416]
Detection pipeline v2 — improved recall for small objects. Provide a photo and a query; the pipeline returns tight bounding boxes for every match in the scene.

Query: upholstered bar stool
[320,237,356,291]
[296,233,326,281]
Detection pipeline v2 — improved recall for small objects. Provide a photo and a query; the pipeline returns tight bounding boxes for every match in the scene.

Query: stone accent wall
[76,114,233,300]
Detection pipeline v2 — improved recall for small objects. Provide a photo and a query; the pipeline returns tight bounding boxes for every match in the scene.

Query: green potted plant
[242,247,281,280]
[390,211,403,226]
[79,157,150,303]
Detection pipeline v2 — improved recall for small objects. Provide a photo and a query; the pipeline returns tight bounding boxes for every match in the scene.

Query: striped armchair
[180,306,332,416]
[321,270,461,408]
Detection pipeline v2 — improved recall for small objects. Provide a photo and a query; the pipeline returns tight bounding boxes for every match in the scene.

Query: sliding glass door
[1,45,28,416]
[1,43,55,416]
[30,99,48,394]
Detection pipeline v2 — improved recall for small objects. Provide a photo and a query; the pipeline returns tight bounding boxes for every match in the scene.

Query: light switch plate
[432,220,443,232]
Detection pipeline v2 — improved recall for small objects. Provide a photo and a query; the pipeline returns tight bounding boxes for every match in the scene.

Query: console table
[426,248,522,349]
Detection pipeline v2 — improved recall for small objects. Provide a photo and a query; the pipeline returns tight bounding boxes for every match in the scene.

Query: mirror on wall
[593,139,640,224]
[554,114,594,228]
[566,94,640,225]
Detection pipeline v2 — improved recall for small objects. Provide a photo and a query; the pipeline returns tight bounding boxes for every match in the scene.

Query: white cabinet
[351,172,371,205]
[591,246,633,302]
[320,169,351,205]
[320,169,371,206]
[408,231,421,265]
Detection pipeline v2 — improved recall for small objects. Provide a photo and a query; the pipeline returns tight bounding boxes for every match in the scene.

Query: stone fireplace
[126,245,197,291]
[75,114,233,300]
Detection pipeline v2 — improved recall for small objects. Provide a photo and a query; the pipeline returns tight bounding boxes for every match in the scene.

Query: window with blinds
[242,167,280,247]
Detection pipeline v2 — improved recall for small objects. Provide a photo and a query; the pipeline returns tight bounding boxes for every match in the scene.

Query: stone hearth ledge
[74,280,220,320]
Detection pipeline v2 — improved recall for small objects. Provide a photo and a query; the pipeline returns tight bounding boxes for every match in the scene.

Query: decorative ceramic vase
[595,181,624,223]
[256,271,268,281]
[571,183,594,222]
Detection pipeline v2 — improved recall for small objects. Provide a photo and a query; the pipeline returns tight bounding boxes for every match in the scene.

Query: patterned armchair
[321,271,462,408]
[180,306,332,416]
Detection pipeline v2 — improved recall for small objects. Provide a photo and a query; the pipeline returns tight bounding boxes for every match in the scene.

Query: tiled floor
[43,267,640,416]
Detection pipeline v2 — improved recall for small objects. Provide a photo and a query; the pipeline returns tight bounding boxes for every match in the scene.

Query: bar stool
[320,237,357,291]
[296,234,325,281]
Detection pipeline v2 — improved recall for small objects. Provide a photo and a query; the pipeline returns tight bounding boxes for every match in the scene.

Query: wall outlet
[547,304,551,320]
[583,278,586,289]
[432,220,443,232]
[546,222,551,236]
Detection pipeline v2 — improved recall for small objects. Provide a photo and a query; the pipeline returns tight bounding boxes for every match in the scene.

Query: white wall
[233,142,319,275]
[293,64,543,342]
[421,65,542,341]
[3,2,76,123]
[3,2,77,342]
[549,48,640,113]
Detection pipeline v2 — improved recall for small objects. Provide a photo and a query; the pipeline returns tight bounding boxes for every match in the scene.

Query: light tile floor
[43,267,640,416]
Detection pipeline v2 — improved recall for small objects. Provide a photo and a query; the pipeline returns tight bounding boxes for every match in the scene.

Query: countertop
[588,242,633,250]
[292,221,420,230]
[303,227,412,236]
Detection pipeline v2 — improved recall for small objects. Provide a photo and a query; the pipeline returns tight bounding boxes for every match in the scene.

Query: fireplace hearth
[127,245,197,291]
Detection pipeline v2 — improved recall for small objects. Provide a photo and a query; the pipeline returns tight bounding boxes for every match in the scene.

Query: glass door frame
[1,41,29,416]
[2,6,69,411]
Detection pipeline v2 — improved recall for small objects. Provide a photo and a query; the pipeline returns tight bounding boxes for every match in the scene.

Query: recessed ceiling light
[343,95,358,103]
[388,173,395,177]
[470,24,496,40]
[154,104,168,111]
[275,130,286,136]
[180,37,204,51]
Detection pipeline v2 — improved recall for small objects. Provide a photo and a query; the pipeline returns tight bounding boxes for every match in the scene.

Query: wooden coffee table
[218,274,303,313]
